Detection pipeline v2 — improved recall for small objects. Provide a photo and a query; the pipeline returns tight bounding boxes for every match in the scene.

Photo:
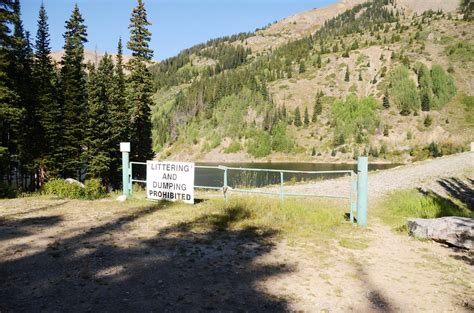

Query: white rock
[65,178,85,188]
[116,195,127,202]
[407,217,474,250]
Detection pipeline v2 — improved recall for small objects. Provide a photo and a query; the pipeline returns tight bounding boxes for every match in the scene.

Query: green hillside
[149,0,473,163]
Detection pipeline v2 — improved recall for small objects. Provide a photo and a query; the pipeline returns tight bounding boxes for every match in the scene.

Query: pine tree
[33,3,63,179]
[10,1,37,185]
[299,61,305,73]
[86,54,115,185]
[304,106,310,127]
[314,94,323,116]
[316,54,322,68]
[294,107,302,127]
[109,37,128,188]
[0,0,22,184]
[127,0,154,161]
[382,90,390,109]
[60,4,88,179]
[312,102,318,123]
[344,64,350,82]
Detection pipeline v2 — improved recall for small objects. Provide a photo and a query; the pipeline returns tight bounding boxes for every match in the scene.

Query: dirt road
[0,153,473,312]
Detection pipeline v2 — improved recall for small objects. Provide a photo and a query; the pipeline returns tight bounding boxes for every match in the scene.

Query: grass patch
[377,189,474,230]
[194,196,348,240]
[338,237,369,250]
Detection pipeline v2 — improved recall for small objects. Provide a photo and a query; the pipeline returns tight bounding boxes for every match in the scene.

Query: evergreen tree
[358,71,362,81]
[344,64,350,82]
[314,94,323,116]
[316,54,322,68]
[86,54,115,186]
[312,102,318,123]
[10,1,37,188]
[33,3,63,179]
[0,0,22,184]
[60,4,88,179]
[304,106,310,127]
[294,107,302,127]
[299,61,305,73]
[382,90,390,109]
[109,37,128,188]
[127,0,154,161]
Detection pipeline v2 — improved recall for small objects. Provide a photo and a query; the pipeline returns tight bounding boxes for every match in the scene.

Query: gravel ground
[0,152,472,312]
[263,152,474,199]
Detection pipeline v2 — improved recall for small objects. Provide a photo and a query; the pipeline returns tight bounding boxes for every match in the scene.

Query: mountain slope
[150,0,473,164]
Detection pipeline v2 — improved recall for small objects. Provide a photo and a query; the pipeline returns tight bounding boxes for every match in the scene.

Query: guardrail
[127,162,363,225]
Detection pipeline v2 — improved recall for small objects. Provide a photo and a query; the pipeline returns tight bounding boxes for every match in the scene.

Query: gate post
[357,156,368,227]
[120,142,131,198]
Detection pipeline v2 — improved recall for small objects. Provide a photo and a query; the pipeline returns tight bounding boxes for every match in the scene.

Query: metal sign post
[120,142,131,198]
[357,156,368,227]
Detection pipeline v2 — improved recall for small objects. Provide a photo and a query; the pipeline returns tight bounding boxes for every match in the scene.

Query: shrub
[246,129,271,158]
[389,65,420,115]
[271,122,294,153]
[430,65,456,109]
[43,178,106,200]
[224,140,242,153]
[43,179,85,199]
[331,95,379,145]
[0,182,17,199]
[84,179,107,200]
[424,115,432,127]
[428,142,442,158]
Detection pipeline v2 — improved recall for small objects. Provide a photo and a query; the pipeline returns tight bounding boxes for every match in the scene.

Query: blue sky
[22,0,336,61]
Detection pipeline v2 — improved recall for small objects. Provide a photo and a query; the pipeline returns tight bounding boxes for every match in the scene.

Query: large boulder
[407,217,474,250]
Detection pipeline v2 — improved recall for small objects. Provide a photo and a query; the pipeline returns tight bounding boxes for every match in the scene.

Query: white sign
[146,161,195,204]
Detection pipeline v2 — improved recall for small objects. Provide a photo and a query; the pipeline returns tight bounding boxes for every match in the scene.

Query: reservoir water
[194,162,400,189]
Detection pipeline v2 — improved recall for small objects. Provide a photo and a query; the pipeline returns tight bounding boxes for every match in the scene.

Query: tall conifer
[11,0,39,188]
[0,0,21,183]
[60,4,87,178]
[109,37,129,188]
[127,0,154,161]
[86,54,114,185]
[33,3,63,179]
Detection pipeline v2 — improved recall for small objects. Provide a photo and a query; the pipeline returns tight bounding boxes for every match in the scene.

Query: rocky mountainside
[50,49,135,67]
[150,0,473,164]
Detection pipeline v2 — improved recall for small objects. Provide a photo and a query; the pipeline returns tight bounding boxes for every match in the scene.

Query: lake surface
[194,162,400,189]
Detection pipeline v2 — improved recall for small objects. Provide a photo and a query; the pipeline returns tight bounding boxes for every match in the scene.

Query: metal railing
[128,162,358,224]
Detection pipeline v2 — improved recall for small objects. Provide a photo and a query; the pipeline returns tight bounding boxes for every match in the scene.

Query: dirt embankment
[265,152,473,199]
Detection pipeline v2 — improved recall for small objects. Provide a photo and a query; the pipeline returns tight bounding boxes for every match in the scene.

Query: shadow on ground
[437,178,474,211]
[0,200,291,312]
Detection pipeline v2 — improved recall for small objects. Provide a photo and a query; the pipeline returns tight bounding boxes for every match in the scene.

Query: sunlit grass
[376,189,473,231]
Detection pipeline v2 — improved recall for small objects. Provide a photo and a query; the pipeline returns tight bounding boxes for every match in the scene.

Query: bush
[0,182,17,199]
[424,115,432,127]
[389,65,420,115]
[43,178,106,200]
[271,122,294,153]
[331,95,379,144]
[224,140,242,153]
[84,179,107,200]
[246,129,271,158]
[430,65,456,109]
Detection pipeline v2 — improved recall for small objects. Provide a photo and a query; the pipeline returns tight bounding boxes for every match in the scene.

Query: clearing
[0,153,473,312]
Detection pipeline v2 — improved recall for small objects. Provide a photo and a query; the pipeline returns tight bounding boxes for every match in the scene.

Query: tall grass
[195,196,348,239]
[377,189,473,230]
